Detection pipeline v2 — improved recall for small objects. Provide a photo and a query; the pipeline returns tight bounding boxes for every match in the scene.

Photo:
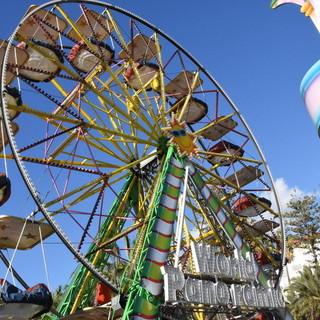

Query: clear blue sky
[0,0,319,290]
[1,1,318,194]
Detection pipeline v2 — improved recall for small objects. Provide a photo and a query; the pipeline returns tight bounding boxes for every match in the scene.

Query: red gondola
[69,38,114,73]
[208,140,244,166]
[172,96,208,124]
[202,116,238,141]
[233,193,271,217]
[123,59,159,91]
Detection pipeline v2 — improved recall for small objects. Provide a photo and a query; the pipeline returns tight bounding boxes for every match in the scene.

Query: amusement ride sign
[161,241,285,309]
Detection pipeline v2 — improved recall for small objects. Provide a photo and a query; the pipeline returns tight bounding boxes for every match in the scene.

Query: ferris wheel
[0,1,287,319]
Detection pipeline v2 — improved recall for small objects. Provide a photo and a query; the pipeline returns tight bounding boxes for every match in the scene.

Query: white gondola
[69,38,114,73]
[0,215,54,319]
[173,96,208,124]
[17,39,64,82]
[165,71,203,99]
[207,140,244,166]
[0,87,21,152]
[225,165,263,188]
[123,59,159,90]
[0,215,54,250]
[18,6,67,43]
[0,41,29,85]
[118,34,157,61]
[250,219,280,236]
[67,9,114,42]
[201,116,238,141]
[233,193,272,217]
[238,219,280,237]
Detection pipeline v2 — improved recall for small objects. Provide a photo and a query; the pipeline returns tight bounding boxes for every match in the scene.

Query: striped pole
[123,149,184,320]
[139,156,184,298]
[186,160,269,287]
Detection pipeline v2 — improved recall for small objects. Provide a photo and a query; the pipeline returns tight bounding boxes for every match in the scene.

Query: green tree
[51,284,69,309]
[285,265,320,320]
[284,192,320,264]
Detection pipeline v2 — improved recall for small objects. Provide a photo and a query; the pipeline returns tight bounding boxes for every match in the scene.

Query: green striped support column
[123,147,184,320]
[186,160,269,287]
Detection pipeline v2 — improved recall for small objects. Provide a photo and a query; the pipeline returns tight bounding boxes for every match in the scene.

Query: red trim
[205,192,213,202]
[166,181,181,189]
[156,216,174,225]
[151,229,172,238]
[142,276,164,284]
[162,192,179,201]
[168,172,183,180]
[132,313,156,320]
[146,258,166,266]
[171,162,184,170]
[148,245,170,253]
[159,203,176,212]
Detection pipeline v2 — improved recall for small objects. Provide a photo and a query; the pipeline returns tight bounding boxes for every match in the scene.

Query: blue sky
[0,0,319,290]
[1,2,319,201]
[121,0,320,205]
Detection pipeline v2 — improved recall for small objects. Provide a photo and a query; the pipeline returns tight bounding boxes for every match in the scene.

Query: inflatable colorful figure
[271,0,320,136]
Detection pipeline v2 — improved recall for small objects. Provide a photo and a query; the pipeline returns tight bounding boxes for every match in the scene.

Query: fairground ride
[0,1,290,319]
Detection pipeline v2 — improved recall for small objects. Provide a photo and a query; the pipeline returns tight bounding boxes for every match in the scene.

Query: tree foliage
[284,192,320,264]
[285,265,320,320]
[51,284,69,309]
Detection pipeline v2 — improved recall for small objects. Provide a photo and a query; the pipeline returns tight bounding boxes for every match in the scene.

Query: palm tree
[285,265,320,320]
[51,284,69,309]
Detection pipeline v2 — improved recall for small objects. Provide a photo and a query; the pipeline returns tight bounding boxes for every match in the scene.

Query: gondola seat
[118,34,157,61]
[17,39,64,82]
[123,59,159,90]
[207,140,244,166]
[69,38,114,73]
[225,165,264,188]
[0,280,52,319]
[165,71,203,99]
[201,116,238,141]
[233,193,271,217]
[172,96,208,124]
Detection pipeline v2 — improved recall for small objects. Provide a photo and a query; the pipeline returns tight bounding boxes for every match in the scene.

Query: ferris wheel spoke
[194,112,237,136]
[47,186,107,217]
[103,9,130,55]
[42,175,105,207]
[13,105,79,127]
[95,14,165,134]
[15,35,80,79]
[54,6,96,51]
[184,184,228,251]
